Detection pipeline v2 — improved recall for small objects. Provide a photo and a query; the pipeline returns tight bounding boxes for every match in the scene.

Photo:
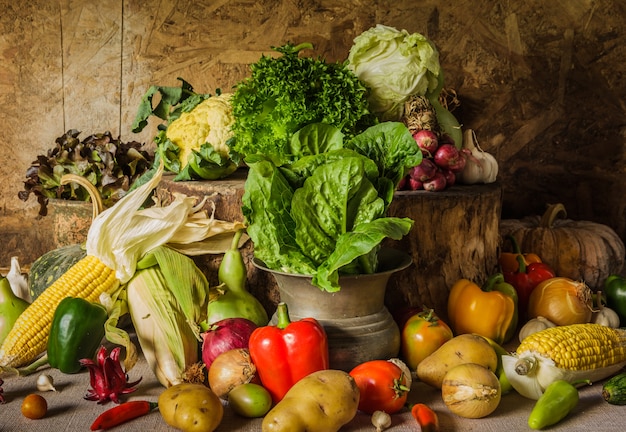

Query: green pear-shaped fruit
[0,276,30,345]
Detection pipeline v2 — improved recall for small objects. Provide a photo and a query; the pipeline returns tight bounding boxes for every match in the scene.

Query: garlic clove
[36,374,56,392]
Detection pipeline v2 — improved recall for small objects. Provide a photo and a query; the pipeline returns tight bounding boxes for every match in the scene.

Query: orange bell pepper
[499,235,542,273]
[447,274,517,345]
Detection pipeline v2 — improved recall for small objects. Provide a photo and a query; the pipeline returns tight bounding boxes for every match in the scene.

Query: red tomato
[349,359,411,414]
[401,308,453,370]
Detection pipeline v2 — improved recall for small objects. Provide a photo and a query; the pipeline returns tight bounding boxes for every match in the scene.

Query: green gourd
[0,276,30,346]
[28,244,87,300]
[602,372,626,405]
[206,230,269,327]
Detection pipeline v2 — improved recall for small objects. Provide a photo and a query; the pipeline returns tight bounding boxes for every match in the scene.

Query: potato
[262,369,359,432]
[417,333,498,388]
[158,383,223,432]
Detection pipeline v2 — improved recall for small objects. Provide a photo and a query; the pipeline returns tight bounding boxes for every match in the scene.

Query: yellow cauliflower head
[165,93,234,168]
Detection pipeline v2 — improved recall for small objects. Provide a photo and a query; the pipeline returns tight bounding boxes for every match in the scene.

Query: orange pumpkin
[499,203,625,289]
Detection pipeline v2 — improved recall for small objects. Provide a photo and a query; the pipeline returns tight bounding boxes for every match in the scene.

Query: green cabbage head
[348,24,441,121]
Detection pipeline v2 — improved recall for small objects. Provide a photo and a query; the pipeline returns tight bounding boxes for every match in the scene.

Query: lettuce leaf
[242,122,417,291]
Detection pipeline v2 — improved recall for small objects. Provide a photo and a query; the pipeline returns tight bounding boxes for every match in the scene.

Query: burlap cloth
[0,353,624,431]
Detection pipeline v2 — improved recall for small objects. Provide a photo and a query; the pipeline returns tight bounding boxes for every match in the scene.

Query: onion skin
[207,348,257,399]
[202,318,258,370]
[441,363,501,419]
[527,277,593,326]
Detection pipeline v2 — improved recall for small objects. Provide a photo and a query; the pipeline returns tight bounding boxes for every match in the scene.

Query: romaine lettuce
[242,122,419,292]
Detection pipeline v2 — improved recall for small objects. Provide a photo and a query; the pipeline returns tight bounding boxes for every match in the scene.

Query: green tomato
[228,383,273,418]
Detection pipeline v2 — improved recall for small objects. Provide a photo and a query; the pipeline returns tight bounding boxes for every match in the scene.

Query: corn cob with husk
[124,245,208,387]
[0,161,245,372]
[502,323,626,399]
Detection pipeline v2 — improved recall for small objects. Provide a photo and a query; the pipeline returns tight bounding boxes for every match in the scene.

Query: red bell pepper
[504,255,556,321]
[248,302,329,403]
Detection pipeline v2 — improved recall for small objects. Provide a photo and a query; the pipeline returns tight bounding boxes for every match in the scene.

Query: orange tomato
[21,394,47,419]
[401,309,453,370]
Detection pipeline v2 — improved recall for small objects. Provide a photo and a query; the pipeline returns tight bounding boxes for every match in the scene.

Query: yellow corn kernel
[517,323,626,371]
[0,255,119,369]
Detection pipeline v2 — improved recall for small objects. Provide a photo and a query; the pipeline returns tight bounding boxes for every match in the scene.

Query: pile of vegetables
[6,22,626,432]
[18,130,154,215]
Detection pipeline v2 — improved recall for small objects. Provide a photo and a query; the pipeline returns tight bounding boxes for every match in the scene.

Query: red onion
[434,144,466,173]
[202,318,258,369]
[441,168,456,187]
[412,129,439,156]
[423,171,447,191]
[397,175,408,190]
[408,177,423,190]
[410,158,437,182]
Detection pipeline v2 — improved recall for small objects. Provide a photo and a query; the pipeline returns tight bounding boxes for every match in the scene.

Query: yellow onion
[441,363,501,418]
[527,277,593,326]
[208,348,257,399]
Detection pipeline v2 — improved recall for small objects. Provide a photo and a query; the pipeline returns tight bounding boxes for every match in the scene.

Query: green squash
[29,244,87,300]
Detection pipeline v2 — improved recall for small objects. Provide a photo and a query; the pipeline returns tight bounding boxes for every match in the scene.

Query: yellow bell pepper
[447,273,517,344]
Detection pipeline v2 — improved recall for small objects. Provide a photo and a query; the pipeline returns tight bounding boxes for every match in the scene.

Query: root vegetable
[409,159,437,181]
[208,348,257,399]
[423,171,447,191]
[417,334,498,389]
[441,363,501,419]
[201,318,258,370]
[261,369,359,432]
[528,277,593,326]
[434,143,465,173]
[158,383,223,432]
[412,130,439,156]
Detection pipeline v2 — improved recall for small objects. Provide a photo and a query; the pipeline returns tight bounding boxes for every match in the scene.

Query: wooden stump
[156,170,502,321]
[385,183,502,322]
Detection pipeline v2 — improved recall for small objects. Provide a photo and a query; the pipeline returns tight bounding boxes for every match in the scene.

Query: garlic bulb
[36,374,56,392]
[457,129,498,184]
[518,316,556,343]
[592,305,620,328]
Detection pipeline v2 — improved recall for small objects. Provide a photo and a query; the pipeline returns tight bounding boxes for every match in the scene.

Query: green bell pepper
[48,297,108,374]
[604,275,626,326]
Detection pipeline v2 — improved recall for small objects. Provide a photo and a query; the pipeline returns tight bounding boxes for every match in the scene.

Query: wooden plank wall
[1,0,626,266]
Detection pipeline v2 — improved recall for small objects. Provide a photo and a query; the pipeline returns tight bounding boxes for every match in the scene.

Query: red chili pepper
[248,302,329,403]
[90,400,158,431]
[504,255,556,321]
[411,403,440,432]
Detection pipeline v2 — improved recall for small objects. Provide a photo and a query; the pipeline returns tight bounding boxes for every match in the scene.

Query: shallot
[409,159,437,182]
[434,144,466,173]
[412,129,439,156]
[423,171,447,191]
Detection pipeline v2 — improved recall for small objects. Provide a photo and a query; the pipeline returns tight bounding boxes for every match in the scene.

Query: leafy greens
[230,42,376,166]
[242,122,421,292]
